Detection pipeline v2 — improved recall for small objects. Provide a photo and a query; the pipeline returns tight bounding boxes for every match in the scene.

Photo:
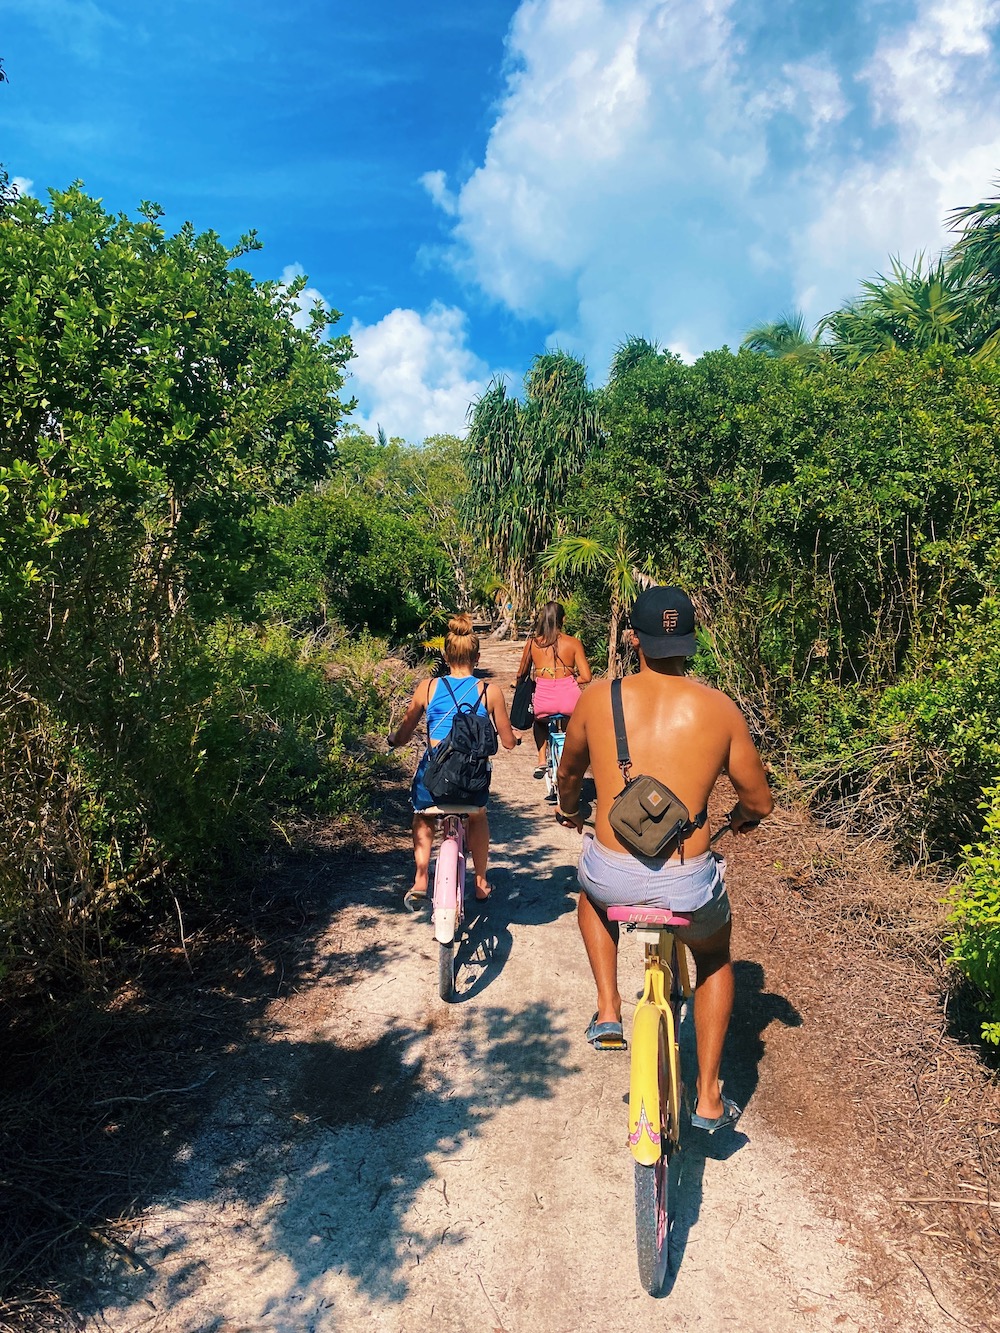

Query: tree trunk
[608,600,622,678]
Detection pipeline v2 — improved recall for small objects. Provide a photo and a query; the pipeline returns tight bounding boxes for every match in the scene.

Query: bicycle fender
[432,839,460,944]
[628,1005,664,1167]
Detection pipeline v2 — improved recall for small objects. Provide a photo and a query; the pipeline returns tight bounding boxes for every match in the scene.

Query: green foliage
[0,184,351,673]
[258,486,455,637]
[465,352,599,617]
[948,784,1000,1045]
[555,343,1000,855]
[0,626,401,976]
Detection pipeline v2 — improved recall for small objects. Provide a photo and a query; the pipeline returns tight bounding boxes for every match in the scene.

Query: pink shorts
[533,676,581,719]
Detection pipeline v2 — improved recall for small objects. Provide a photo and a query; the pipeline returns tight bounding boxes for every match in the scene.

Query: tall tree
[464,351,599,631]
[541,530,659,676]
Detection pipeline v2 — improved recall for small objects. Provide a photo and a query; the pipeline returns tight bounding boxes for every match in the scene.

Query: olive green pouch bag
[607,678,706,859]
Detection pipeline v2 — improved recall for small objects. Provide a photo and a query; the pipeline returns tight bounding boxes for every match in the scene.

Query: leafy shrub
[257,490,455,637]
[0,624,405,979]
[948,784,1000,1046]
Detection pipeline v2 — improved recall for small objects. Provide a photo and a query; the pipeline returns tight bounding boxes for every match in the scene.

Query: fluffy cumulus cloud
[347,304,492,443]
[422,0,1000,373]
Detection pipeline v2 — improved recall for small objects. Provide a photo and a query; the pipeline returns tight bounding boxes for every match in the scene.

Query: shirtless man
[556,586,772,1132]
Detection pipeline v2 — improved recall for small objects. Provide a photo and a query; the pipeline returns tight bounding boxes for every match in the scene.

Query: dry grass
[727,795,1000,1330]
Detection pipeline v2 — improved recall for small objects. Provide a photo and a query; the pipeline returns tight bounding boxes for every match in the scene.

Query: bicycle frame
[426,802,485,1001]
[544,714,569,801]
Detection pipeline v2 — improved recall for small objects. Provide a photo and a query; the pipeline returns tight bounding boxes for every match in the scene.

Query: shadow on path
[654,958,802,1295]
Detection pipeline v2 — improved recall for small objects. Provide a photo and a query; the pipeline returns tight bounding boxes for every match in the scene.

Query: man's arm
[724,706,773,833]
[555,693,591,830]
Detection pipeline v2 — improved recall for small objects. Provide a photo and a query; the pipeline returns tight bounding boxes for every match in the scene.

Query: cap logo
[662,609,678,633]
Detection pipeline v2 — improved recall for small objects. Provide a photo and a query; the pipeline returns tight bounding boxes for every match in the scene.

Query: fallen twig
[93,1071,215,1106]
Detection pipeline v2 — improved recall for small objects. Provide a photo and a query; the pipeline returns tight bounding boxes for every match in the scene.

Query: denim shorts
[578,835,731,943]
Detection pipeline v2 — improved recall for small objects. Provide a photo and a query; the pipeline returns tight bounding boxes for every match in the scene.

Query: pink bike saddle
[606,906,692,927]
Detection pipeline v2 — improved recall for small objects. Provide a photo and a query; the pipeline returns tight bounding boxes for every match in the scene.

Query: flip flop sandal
[474,882,493,902]
[403,889,429,913]
[690,1095,742,1133]
[585,1013,627,1051]
[532,767,546,779]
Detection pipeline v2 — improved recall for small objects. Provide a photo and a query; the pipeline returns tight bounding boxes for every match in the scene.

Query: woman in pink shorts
[513,602,592,775]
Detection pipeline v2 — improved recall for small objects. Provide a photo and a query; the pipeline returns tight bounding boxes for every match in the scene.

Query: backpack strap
[610,677,632,786]
[425,675,457,752]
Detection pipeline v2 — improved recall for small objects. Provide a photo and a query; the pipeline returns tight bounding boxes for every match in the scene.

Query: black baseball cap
[629,586,697,658]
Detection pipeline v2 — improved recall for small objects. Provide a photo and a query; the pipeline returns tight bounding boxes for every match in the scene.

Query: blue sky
[3,0,1000,441]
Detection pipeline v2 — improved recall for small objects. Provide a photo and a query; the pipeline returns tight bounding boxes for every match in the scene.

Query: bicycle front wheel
[437,941,455,1001]
[634,1149,672,1295]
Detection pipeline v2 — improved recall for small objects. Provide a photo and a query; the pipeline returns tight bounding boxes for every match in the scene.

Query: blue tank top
[426,675,488,744]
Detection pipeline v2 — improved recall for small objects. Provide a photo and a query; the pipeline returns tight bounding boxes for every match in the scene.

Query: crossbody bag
[607,677,707,860]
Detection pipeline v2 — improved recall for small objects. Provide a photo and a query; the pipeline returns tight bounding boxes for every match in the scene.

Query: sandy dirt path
[83,641,954,1333]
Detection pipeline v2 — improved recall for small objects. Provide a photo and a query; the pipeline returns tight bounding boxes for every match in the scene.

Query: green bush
[948,784,1000,1046]
[0,624,404,977]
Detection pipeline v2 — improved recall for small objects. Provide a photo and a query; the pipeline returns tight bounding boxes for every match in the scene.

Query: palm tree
[820,254,982,364]
[948,183,1000,359]
[609,335,661,381]
[741,312,826,365]
[464,352,599,633]
[541,530,660,677]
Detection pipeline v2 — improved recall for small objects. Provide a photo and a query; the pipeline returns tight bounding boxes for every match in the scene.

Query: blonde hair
[444,612,479,667]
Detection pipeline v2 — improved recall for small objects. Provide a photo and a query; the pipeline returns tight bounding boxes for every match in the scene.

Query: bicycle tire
[437,941,455,1001]
[634,1151,672,1295]
[633,1010,675,1294]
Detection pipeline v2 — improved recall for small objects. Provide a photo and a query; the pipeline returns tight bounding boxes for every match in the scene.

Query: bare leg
[532,719,548,767]
[685,923,734,1120]
[467,809,491,898]
[577,892,621,1024]
[410,814,435,896]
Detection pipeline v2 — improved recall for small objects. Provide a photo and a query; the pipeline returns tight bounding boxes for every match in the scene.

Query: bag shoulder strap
[610,677,632,784]
[610,676,708,829]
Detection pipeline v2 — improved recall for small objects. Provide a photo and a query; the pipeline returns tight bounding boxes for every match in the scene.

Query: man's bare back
[558,664,771,855]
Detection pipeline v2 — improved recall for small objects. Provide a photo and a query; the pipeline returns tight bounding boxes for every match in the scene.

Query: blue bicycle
[543,713,570,804]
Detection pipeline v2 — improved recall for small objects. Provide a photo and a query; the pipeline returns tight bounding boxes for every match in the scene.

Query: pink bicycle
[426,801,485,1001]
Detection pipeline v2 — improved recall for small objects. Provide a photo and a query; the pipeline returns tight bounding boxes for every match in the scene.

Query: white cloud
[278,262,329,332]
[347,304,492,443]
[795,0,1000,316]
[422,0,1000,370]
[10,176,34,196]
[420,169,458,217]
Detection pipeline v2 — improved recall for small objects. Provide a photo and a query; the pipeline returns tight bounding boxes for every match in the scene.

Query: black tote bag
[509,676,535,730]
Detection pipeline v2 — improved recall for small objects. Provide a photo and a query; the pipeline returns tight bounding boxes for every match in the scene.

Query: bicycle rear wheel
[633,1013,675,1294]
[634,1149,673,1295]
[438,941,455,1001]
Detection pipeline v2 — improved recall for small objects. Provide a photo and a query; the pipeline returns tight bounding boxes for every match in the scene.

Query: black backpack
[423,678,498,804]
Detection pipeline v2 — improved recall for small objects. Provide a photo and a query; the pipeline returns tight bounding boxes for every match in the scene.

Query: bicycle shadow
[657,958,802,1294]
[449,856,580,1001]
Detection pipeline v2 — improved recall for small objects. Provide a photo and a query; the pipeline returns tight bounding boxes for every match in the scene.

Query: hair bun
[448,612,474,636]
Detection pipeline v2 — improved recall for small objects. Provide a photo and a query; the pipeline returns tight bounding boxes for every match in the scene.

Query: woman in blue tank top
[388,613,519,910]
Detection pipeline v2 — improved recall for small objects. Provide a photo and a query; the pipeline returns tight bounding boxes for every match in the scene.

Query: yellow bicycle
[607,901,692,1293]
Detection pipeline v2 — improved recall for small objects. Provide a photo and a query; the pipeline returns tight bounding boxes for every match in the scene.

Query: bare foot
[474,881,493,901]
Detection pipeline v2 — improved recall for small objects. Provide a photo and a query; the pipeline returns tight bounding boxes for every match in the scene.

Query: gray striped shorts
[578,835,731,943]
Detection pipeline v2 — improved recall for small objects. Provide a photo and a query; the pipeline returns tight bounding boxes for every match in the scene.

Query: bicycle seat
[606,906,693,928]
[422,804,486,816]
